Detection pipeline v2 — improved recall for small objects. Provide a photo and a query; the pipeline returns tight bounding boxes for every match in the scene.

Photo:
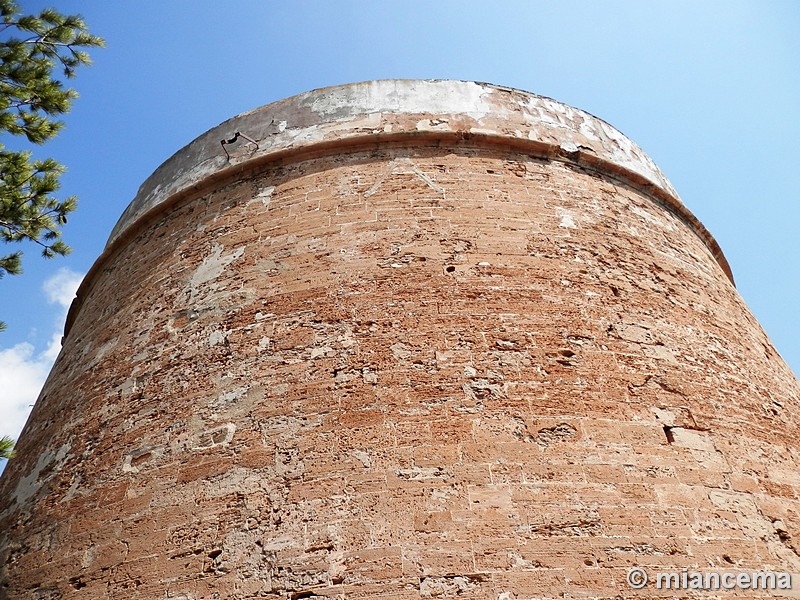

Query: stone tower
[1,80,799,599]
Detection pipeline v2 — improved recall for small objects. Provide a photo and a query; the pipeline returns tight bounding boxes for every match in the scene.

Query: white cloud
[0,342,52,437]
[43,268,83,310]
[0,268,83,443]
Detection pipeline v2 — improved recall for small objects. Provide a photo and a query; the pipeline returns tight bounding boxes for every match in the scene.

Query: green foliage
[0,0,103,327]
[0,435,14,460]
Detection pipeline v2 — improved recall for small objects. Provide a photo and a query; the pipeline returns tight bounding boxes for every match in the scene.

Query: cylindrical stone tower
[2,80,799,599]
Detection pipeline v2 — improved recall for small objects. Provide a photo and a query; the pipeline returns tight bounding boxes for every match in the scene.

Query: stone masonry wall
[1,142,800,599]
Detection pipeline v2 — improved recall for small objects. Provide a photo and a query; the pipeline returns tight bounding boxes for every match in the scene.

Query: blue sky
[1,1,798,454]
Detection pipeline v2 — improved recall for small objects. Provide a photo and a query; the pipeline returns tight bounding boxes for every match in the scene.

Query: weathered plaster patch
[192,423,236,450]
[10,443,71,508]
[186,244,244,301]
[556,207,577,229]
[122,445,164,474]
[364,157,445,197]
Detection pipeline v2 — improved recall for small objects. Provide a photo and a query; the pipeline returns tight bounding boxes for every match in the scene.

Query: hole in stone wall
[445,266,456,273]
[534,423,578,448]
[130,451,151,467]
[210,429,228,445]
[663,426,675,444]
[69,577,87,590]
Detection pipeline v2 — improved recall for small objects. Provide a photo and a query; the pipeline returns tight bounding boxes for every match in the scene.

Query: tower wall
[2,81,799,599]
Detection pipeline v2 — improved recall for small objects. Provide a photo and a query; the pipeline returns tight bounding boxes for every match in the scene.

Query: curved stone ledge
[107,81,725,265]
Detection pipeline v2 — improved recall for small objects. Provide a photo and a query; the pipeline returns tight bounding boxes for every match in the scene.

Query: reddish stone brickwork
[1,81,799,599]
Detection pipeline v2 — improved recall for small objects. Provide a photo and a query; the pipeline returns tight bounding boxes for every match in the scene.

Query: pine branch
[0,436,15,460]
[0,0,99,302]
